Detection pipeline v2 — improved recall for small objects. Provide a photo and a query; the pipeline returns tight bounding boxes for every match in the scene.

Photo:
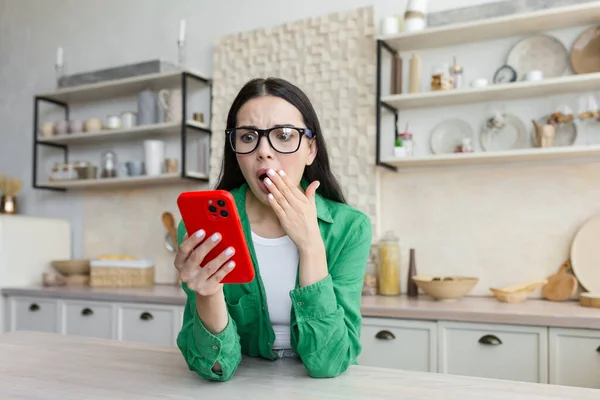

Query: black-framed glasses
[226,126,314,154]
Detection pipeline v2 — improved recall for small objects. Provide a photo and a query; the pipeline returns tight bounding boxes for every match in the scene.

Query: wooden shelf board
[37,120,210,145]
[381,72,600,110]
[41,172,208,190]
[378,2,600,52]
[36,69,210,103]
[381,145,600,168]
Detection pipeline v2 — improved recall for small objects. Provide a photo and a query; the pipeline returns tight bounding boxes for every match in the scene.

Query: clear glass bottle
[377,231,401,296]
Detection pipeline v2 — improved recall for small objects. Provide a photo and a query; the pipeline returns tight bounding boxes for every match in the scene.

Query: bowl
[51,259,90,276]
[489,280,547,303]
[412,275,479,301]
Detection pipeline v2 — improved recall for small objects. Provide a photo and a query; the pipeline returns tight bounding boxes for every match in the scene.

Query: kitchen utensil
[579,292,600,308]
[121,111,137,128]
[68,120,83,133]
[531,119,555,148]
[54,120,68,135]
[506,34,568,80]
[105,115,121,130]
[84,118,102,132]
[40,122,54,137]
[541,259,578,301]
[51,259,91,276]
[165,158,179,173]
[162,211,178,251]
[125,161,144,176]
[480,113,527,152]
[42,271,67,287]
[429,118,475,154]
[489,280,547,303]
[570,25,600,74]
[570,212,600,293]
[411,275,478,302]
[158,89,183,123]
[137,89,158,125]
[531,114,576,147]
[144,140,165,176]
[524,70,544,81]
[470,78,488,88]
[379,16,399,35]
[403,0,427,33]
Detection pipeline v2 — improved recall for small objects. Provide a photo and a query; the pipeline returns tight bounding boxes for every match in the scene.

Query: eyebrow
[236,124,299,130]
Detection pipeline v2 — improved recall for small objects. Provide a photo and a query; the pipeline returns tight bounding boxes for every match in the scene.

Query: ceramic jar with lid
[377,231,401,296]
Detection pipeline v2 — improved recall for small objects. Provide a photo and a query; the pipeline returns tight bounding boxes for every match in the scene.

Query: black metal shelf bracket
[375,39,399,172]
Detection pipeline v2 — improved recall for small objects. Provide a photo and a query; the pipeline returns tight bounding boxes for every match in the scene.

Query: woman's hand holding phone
[174,229,237,297]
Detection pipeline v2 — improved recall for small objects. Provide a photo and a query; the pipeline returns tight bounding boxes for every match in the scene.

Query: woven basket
[89,259,155,288]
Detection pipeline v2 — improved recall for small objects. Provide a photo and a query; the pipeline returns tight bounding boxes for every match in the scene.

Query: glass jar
[362,252,378,296]
[377,231,401,296]
[101,150,117,178]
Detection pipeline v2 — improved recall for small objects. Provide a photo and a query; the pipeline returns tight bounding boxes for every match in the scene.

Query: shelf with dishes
[39,171,209,190]
[375,1,600,171]
[38,119,210,145]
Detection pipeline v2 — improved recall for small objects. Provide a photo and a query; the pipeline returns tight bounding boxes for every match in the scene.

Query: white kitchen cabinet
[117,303,179,346]
[7,296,59,333]
[359,317,437,372]
[549,327,600,389]
[62,300,114,339]
[438,321,548,383]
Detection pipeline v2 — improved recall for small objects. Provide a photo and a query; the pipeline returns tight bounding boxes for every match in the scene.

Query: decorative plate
[570,212,600,293]
[429,119,475,154]
[506,34,568,80]
[479,113,528,151]
[570,25,600,74]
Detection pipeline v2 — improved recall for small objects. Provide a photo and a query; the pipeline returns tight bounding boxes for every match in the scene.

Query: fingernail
[195,229,205,238]
[226,261,235,269]
[267,169,275,176]
[264,178,273,186]
[278,170,285,176]
[211,233,220,242]
[268,193,274,201]
[225,247,234,256]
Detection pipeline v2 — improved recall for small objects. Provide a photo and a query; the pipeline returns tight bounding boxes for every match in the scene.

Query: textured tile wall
[209,6,378,235]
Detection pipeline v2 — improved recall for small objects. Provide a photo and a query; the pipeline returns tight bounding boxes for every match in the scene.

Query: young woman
[174,77,372,381]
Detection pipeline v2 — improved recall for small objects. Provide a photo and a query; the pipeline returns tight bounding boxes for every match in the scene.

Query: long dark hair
[214,77,347,204]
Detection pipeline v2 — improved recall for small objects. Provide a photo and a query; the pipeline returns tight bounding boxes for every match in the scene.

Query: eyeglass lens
[231,127,302,154]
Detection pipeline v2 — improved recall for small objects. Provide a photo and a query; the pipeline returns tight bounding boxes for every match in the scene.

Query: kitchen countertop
[2,284,599,329]
[1,331,599,400]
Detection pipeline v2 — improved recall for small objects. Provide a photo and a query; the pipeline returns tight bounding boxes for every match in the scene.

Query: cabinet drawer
[63,300,114,339]
[359,317,437,372]
[11,297,58,333]
[439,321,547,383]
[549,327,600,389]
[117,304,176,346]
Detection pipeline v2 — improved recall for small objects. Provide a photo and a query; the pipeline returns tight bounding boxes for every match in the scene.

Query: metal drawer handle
[375,330,395,340]
[140,312,153,321]
[29,303,40,312]
[81,308,94,316]
[479,334,502,345]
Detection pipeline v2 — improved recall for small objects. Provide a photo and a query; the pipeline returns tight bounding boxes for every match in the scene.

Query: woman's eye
[240,133,256,143]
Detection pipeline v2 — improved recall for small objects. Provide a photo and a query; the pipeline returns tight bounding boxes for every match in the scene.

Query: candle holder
[177,40,187,68]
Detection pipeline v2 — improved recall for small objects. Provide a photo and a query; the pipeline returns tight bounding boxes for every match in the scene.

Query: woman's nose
[255,136,274,159]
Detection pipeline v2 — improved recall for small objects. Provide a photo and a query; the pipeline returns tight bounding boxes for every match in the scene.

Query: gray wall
[0,0,519,257]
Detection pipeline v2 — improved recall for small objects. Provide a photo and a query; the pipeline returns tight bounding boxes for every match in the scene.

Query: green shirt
[175,182,372,381]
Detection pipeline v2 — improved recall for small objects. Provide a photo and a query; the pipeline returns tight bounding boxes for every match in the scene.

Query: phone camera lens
[208,205,217,213]
[220,210,229,218]
[217,200,226,207]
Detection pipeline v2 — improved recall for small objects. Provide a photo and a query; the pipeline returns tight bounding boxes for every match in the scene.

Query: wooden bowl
[51,259,90,276]
[489,280,546,303]
[411,275,479,301]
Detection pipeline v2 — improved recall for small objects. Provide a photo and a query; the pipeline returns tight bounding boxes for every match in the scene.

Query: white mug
[158,89,182,123]
[144,140,165,176]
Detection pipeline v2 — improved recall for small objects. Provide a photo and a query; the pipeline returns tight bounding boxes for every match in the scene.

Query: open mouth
[258,173,268,181]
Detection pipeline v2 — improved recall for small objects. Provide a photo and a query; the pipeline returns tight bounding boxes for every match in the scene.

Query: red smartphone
[177,190,255,284]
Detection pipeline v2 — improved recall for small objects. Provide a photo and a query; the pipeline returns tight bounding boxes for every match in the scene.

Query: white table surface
[1,331,598,399]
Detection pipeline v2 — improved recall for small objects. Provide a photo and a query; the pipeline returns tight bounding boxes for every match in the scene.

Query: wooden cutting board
[580,292,600,308]
[541,260,578,301]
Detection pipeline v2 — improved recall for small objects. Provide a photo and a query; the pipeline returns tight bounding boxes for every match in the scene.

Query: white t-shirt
[251,231,299,350]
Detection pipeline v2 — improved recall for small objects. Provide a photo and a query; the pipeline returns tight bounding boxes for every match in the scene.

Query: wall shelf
[381,145,600,168]
[375,2,600,172]
[33,70,212,191]
[381,72,600,110]
[37,120,210,145]
[377,2,600,52]
[39,172,209,190]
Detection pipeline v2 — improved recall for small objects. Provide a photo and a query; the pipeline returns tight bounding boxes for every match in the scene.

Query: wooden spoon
[162,212,179,250]
[541,259,578,301]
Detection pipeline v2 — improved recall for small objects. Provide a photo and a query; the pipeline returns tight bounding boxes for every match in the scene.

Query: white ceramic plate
[429,119,474,154]
[507,34,568,80]
[571,212,600,293]
[479,113,528,152]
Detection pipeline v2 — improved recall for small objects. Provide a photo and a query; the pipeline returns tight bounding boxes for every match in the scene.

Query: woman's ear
[307,139,318,165]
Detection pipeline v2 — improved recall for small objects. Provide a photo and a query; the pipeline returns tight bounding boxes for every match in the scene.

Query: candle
[179,19,186,42]
[56,46,63,66]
